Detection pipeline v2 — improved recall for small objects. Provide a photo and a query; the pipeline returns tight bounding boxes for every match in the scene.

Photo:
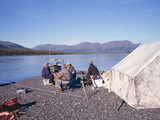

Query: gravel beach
[0,73,160,120]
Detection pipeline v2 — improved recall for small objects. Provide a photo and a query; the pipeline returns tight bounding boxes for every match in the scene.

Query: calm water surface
[0,54,127,84]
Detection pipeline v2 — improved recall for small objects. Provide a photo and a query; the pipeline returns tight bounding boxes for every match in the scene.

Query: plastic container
[94,78,103,87]
[16,88,28,94]
[43,79,49,86]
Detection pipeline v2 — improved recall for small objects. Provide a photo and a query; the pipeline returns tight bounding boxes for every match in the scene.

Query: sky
[0,0,160,48]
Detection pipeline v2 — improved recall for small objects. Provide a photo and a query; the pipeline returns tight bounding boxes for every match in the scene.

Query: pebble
[0,76,160,120]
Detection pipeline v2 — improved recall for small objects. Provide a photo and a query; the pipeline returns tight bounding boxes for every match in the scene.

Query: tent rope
[0,80,84,99]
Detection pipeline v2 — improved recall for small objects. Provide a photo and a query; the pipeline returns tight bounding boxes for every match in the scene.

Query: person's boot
[48,83,53,86]
[56,88,62,92]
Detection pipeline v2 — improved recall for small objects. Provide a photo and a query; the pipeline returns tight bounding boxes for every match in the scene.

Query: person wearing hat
[54,63,71,91]
[42,62,54,85]
[66,62,76,79]
[86,61,99,84]
[61,64,66,70]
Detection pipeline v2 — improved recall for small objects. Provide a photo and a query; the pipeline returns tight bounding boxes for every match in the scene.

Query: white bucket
[94,78,103,87]
[43,79,49,86]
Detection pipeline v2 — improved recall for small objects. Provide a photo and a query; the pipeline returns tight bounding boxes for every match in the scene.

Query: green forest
[0,48,130,56]
[0,49,67,56]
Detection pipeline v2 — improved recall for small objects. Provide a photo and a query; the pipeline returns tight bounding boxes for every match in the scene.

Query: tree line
[0,49,66,56]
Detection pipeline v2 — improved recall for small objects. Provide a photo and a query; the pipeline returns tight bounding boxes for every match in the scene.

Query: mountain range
[0,40,141,53]
[0,40,28,49]
[33,40,141,53]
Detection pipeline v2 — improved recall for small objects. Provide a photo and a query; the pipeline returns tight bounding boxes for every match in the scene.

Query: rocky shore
[0,73,160,120]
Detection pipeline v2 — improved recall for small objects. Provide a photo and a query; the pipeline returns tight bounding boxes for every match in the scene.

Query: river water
[0,54,127,84]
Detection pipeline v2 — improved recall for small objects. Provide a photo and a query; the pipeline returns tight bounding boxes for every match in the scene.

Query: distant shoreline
[0,48,129,56]
[0,48,87,56]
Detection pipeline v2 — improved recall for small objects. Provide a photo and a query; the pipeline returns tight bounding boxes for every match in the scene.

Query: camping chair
[61,79,73,90]
[71,70,76,79]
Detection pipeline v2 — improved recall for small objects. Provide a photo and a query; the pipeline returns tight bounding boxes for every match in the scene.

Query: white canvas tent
[101,41,160,109]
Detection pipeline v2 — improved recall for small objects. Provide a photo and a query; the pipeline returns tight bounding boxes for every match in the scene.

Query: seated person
[86,61,100,84]
[54,63,71,91]
[66,62,76,79]
[61,64,66,70]
[42,62,54,85]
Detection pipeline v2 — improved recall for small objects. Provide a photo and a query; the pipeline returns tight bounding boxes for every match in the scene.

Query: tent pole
[90,76,97,87]
[108,92,119,113]
[81,81,88,99]
[117,100,124,111]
